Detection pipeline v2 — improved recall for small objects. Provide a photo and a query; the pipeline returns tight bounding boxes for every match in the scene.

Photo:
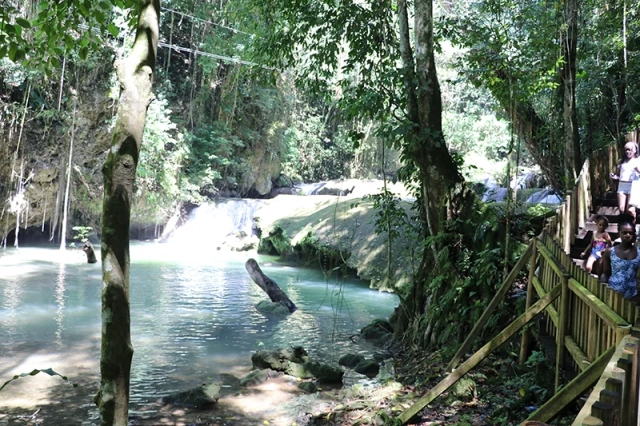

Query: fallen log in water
[245,258,297,313]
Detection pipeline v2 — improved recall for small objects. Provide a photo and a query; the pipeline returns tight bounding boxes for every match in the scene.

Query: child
[610,141,640,220]
[580,215,612,274]
[600,214,640,300]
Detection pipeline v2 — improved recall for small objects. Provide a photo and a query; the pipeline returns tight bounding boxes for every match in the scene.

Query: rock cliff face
[0,69,115,245]
[0,69,286,245]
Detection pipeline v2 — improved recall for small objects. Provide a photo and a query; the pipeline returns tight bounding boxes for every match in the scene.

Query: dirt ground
[0,347,578,426]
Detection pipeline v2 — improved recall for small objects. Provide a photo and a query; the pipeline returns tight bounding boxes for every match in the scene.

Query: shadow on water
[0,243,398,424]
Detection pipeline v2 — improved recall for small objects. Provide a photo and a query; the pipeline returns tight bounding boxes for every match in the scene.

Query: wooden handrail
[398,137,640,425]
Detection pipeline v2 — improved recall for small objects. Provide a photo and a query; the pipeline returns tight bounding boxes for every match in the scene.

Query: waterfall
[167,198,267,247]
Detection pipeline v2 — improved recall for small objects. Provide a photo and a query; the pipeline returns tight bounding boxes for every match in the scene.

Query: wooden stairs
[570,191,624,268]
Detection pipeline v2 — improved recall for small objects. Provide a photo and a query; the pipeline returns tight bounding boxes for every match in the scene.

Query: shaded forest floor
[0,344,581,426]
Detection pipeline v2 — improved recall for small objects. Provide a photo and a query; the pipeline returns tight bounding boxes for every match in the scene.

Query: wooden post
[399,285,561,424]
[564,192,572,254]
[628,343,640,426]
[521,239,538,365]
[447,242,533,371]
[556,272,570,392]
[578,173,586,230]
[602,378,623,425]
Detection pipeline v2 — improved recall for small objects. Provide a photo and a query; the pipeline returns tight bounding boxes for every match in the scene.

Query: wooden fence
[399,134,640,425]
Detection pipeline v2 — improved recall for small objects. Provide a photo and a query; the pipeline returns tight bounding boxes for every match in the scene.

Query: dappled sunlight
[219,375,301,424]
[1,243,397,422]
[1,347,98,411]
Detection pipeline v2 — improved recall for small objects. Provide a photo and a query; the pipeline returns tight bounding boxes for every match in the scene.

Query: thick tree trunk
[561,0,580,189]
[94,1,159,425]
[245,258,297,313]
[393,0,463,341]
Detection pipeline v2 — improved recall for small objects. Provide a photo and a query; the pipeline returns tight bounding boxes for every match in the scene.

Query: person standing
[600,214,640,300]
[611,141,640,220]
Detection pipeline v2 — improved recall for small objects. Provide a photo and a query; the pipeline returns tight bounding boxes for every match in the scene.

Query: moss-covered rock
[255,300,290,316]
[251,346,309,370]
[257,225,292,257]
[354,360,379,378]
[449,377,476,402]
[360,319,393,346]
[160,383,220,408]
[338,353,366,368]
[298,381,318,393]
[301,361,344,384]
[240,369,277,387]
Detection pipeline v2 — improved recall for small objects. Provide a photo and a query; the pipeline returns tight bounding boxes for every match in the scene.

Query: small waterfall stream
[167,198,267,246]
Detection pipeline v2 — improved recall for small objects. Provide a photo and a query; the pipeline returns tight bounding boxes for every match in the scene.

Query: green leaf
[78,3,89,16]
[80,37,91,47]
[94,10,105,24]
[65,35,74,50]
[15,18,32,29]
[4,24,15,35]
[8,44,17,60]
[79,46,88,60]
[13,49,25,62]
[50,56,60,68]
[107,24,119,38]
[0,45,7,59]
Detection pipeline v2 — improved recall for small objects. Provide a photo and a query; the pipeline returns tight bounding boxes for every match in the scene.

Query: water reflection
[0,243,398,411]
[55,262,66,346]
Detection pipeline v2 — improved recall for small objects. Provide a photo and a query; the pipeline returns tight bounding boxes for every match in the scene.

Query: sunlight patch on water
[1,242,398,416]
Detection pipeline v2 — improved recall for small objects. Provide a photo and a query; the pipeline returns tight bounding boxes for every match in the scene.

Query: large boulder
[160,383,220,408]
[338,353,366,368]
[255,300,290,316]
[240,369,279,387]
[251,346,309,370]
[354,360,379,378]
[299,361,344,384]
[360,319,393,346]
[298,381,318,393]
[251,347,344,384]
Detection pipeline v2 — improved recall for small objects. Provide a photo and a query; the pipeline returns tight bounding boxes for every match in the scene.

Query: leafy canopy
[1,0,137,74]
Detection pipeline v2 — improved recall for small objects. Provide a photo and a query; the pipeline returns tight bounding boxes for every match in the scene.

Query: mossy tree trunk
[94,1,159,425]
[394,0,463,343]
[561,0,580,189]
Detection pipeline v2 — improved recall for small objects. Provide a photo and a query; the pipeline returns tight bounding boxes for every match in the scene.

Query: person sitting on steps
[610,141,640,222]
[580,215,611,275]
[600,213,640,300]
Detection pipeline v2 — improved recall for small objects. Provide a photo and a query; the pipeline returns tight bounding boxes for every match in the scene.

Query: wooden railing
[573,334,640,426]
[527,138,640,425]
[399,137,640,425]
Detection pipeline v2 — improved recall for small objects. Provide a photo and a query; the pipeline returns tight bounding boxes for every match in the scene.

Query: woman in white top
[611,141,640,220]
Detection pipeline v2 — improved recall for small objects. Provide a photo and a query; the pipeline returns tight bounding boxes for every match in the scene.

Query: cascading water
[167,198,267,246]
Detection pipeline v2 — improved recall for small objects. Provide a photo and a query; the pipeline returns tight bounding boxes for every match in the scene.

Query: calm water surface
[0,242,397,415]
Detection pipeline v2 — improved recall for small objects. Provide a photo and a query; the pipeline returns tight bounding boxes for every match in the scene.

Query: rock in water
[160,383,221,408]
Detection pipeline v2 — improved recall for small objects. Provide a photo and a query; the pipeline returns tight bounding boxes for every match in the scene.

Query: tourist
[580,215,611,275]
[610,141,640,220]
[600,214,640,300]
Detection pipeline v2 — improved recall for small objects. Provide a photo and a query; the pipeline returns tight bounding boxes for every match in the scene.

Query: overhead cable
[157,41,273,69]
[161,7,255,38]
